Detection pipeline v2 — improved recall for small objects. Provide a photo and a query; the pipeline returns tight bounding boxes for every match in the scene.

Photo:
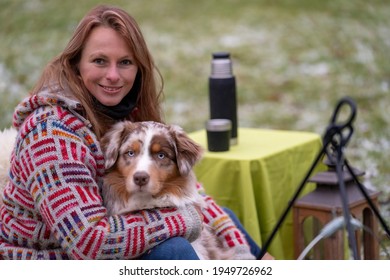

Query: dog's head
[100,121,203,198]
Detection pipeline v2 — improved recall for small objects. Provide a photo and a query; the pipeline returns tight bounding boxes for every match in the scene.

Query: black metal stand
[258,96,390,260]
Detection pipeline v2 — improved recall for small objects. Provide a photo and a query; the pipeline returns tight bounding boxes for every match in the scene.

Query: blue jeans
[140,207,261,260]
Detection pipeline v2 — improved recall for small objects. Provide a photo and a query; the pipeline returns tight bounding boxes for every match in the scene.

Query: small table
[189,127,324,259]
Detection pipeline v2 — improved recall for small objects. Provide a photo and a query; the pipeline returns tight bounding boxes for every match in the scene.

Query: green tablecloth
[189,127,324,259]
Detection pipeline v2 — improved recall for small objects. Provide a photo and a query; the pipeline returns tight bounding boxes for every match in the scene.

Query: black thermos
[209,52,238,145]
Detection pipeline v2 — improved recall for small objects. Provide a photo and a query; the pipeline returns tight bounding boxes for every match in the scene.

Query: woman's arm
[196,183,255,259]
[16,117,202,259]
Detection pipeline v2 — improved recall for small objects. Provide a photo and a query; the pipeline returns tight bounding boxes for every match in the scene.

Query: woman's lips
[100,85,123,94]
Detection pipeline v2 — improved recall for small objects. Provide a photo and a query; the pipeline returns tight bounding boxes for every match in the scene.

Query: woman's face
[79,26,138,106]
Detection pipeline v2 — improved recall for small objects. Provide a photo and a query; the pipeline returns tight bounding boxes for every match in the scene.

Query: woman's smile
[100,85,123,94]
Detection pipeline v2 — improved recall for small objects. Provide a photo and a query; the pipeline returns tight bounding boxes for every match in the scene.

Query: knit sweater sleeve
[196,183,255,260]
[13,116,201,259]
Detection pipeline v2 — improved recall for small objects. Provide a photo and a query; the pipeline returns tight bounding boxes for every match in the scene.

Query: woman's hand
[260,252,275,260]
[181,204,204,242]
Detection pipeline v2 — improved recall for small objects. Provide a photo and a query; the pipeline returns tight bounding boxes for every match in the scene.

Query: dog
[100,121,234,259]
[0,127,17,206]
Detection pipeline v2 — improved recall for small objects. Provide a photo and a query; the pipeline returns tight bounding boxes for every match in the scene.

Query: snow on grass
[1,0,389,256]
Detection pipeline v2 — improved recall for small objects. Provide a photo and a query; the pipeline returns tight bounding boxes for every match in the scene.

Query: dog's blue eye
[127,150,135,157]
[157,152,165,159]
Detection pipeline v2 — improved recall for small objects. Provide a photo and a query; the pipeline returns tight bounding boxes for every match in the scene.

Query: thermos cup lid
[212,52,230,59]
[211,52,233,78]
[206,119,232,131]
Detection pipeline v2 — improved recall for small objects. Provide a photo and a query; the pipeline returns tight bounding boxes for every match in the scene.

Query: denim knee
[140,237,200,260]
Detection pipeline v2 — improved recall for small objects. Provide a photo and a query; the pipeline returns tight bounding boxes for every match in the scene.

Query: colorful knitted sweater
[0,89,254,260]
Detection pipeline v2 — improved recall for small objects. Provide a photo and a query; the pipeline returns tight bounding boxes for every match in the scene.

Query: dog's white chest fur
[103,183,203,216]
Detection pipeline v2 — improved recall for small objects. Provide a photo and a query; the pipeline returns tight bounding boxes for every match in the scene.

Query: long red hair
[32,5,164,138]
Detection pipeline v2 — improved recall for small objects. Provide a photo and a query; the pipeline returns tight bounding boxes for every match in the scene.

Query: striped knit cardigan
[0,91,254,260]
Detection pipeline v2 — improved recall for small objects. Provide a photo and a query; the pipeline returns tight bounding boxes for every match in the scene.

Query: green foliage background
[1,0,390,257]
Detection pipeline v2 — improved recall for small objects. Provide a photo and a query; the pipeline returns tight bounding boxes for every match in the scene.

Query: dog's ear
[169,125,203,176]
[100,121,135,170]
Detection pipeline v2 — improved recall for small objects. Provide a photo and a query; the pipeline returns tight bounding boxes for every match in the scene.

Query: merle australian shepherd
[100,121,234,259]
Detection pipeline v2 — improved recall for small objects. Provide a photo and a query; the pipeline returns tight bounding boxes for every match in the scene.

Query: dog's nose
[133,171,150,187]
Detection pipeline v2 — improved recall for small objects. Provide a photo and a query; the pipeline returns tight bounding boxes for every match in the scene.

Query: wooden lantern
[293,161,380,260]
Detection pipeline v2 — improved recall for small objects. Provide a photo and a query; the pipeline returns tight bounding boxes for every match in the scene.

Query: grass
[1,0,390,258]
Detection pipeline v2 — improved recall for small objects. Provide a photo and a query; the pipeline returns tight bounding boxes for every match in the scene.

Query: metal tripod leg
[258,144,327,259]
[333,149,359,259]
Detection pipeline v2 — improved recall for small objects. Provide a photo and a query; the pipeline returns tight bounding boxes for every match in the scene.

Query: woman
[0,5,269,260]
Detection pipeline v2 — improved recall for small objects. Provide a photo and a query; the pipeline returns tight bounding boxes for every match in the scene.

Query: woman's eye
[127,150,135,157]
[93,58,105,65]
[120,59,133,66]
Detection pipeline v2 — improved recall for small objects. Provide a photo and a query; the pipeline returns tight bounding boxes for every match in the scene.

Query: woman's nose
[106,64,120,82]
